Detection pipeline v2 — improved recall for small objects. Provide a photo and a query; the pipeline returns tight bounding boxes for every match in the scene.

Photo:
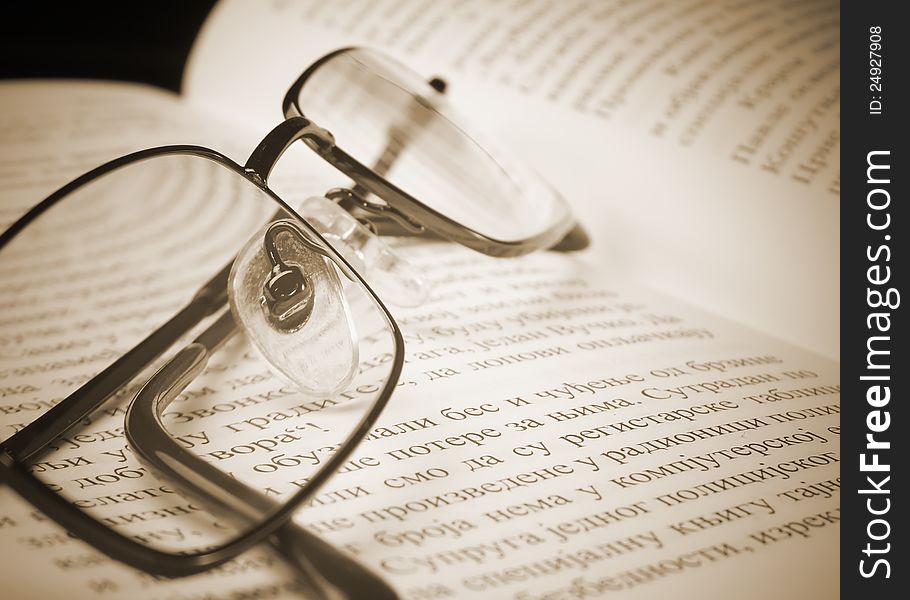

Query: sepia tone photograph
[0,1,845,598]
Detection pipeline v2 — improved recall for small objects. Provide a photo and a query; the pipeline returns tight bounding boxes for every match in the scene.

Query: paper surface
[186,0,840,358]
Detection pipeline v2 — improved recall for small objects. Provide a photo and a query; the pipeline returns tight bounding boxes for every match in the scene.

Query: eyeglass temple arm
[126,311,398,600]
[344,79,443,220]
[352,206,590,251]
[2,262,236,463]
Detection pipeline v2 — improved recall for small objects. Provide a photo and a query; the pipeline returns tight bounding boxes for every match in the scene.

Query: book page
[185,0,840,358]
[0,82,837,599]
[0,80,268,226]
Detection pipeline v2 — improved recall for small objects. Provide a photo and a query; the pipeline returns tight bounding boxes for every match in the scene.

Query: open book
[0,1,839,598]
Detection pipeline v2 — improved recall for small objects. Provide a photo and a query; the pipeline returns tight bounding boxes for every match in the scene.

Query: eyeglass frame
[0,46,587,578]
[0,142,409,579]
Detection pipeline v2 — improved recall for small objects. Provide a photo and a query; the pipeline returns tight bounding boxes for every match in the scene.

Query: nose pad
[229,220,358,396]
[295,195,429,307]
[261,261,315,332]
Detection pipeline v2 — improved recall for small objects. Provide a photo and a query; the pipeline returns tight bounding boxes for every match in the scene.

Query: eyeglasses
[0,47,587,597]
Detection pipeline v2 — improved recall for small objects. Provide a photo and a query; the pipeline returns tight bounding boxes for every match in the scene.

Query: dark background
[1,2,217,93]
[841,3,906,598]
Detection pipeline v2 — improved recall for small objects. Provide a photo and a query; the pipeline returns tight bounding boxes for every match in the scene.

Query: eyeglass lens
[295,49,573,243]
[0,153,398,553]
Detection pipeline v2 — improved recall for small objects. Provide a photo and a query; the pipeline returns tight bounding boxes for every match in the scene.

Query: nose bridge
[243,116,334,185]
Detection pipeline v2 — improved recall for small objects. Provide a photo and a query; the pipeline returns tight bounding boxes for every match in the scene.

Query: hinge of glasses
[325,188,425,234]
[244,117,335,186]
[244,168,267,188]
